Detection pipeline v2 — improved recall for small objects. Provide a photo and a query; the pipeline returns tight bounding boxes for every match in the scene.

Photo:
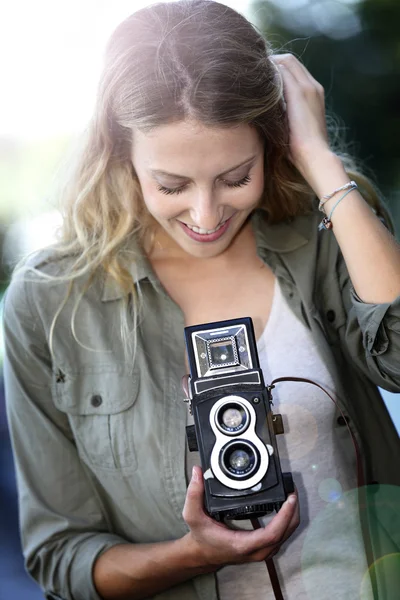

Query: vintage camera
[184,317,293,522]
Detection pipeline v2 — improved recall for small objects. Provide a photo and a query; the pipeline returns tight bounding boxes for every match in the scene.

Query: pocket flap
[53,365,139,415]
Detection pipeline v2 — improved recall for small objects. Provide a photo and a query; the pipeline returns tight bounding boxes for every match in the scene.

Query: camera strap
[251,375,365,600]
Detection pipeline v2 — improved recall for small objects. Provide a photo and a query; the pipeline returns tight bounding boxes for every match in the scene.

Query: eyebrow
[149,155,257,180]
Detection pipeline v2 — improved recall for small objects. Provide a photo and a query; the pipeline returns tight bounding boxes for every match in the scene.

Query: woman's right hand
[182,465,299,569]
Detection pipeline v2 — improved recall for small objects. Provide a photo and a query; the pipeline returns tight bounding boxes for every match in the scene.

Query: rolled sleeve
[3,272,127,600]
[344,285,400,391]
[40,534,125,600]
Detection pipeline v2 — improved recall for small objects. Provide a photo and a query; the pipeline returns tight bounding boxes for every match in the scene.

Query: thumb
[189,465,204,491]
[183,466,205,521]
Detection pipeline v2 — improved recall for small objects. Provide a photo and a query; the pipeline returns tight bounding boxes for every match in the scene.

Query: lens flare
[301,485,400,599]
[318,478,343,503]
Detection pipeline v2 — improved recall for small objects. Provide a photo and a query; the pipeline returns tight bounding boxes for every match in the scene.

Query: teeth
[185,221,225,234]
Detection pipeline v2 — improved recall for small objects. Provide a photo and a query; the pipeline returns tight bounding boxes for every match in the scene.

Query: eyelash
[157,174,252,196]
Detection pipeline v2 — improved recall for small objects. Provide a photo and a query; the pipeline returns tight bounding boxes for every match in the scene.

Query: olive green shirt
[3,208,400,600]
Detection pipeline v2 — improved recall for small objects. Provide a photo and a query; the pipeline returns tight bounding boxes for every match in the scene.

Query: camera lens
[216,402,249,435]
[220,441,259,479]
[222,407,243,429]
[229,449,250,470]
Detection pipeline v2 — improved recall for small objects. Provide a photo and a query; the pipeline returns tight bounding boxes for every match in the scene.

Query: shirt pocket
[52,365,139,472]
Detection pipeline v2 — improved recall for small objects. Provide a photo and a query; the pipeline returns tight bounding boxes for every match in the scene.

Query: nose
[189,190,221,230]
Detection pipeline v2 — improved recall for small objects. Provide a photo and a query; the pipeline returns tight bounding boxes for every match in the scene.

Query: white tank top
[186,279,372,599]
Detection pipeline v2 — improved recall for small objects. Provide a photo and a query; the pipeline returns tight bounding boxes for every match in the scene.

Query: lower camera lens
[220,441,259,479]
[229,449,250,470]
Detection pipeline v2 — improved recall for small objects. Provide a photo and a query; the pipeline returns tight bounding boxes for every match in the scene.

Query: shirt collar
[101,209,310,302]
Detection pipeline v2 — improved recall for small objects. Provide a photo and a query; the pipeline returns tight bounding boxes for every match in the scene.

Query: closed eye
[157,174,252,196]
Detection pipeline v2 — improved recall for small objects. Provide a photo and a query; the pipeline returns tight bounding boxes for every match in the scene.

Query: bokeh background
[0,0,399,597]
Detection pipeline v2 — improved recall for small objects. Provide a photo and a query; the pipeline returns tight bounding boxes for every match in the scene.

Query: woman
[4,1,400,599]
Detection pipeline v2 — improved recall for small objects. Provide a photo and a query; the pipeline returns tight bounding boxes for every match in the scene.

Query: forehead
[131,119,263,173]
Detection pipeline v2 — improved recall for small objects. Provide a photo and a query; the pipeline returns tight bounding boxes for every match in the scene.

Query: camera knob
[186,425,199,452]
[183,397,193,415]
[282,472,295,496]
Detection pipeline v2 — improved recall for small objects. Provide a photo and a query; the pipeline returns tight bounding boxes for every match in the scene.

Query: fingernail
[287,494,296,505]
[192,466,199,482]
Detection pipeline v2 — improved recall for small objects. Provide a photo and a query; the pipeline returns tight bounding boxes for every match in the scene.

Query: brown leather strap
[251,517,285,600]
[268,377,364,488]
[250,376,365,600]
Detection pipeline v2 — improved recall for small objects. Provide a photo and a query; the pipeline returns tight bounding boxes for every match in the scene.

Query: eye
[157,184,187,196]
[157,175,252,196]
[224,175,251,189]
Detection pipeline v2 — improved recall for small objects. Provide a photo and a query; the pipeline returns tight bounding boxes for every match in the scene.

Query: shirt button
[326,310,336,323]
[337,415,350,427]
[91,394,103,407]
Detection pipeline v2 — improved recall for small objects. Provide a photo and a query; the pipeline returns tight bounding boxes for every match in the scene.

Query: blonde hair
[17,0,392,359]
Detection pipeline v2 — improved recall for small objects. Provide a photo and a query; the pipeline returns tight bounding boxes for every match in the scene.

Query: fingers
[183,467,300,568]
[279,489,300,544]
[261,493,298,548]
[182,466,206,527]
[247,491,300,562]
[236,492,298,556]
[272,53,311,87]
[272,53,324,95]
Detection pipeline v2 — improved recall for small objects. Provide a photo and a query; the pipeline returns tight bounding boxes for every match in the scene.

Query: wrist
[298,150,350,199]
[179,532,218,574]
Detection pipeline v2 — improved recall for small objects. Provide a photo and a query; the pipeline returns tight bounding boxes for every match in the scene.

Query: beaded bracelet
[318,184,358,231]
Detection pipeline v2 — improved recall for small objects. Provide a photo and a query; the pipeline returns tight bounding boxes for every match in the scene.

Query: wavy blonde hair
[19,0,391,359]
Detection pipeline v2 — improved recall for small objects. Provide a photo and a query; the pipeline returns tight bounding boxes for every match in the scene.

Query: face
[131,119,265,259]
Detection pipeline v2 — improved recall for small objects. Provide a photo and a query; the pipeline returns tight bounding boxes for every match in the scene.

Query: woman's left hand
[271,53,332,182]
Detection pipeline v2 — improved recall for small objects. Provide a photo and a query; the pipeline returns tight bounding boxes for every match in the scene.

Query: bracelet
[318,180,358,212]
[318,186,358,231]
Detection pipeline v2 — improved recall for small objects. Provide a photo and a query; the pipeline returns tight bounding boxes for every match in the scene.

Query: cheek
[141,187,182,221]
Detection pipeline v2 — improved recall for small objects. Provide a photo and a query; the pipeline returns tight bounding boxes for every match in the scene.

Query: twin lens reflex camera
[184,317,294,522]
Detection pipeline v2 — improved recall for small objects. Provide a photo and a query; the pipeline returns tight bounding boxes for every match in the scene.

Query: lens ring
[215,401,250,436]
[220,440,259,479]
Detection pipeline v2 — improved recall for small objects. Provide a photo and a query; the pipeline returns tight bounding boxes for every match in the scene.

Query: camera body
[184,317,293,522]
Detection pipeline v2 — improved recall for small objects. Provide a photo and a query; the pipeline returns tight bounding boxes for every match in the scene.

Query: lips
[178,215,233,243]
[184,219,228,235]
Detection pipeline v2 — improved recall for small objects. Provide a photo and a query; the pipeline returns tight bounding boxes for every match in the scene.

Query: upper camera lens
[222,407,243,429]
[216,402,249,435]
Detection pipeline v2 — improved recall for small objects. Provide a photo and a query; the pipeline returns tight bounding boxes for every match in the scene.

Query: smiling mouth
[179,219,229,235]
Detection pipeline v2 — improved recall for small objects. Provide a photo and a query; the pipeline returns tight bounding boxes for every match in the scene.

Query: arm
[273,53,400,389]
[93,536,212,600]
[273,53,400,305]
[93,466,298,599]
[3,273,128,600]
[303,151,400,305]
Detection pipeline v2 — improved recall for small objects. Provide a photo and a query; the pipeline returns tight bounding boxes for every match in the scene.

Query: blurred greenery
[0,135,72,291]
[251,0,400,233]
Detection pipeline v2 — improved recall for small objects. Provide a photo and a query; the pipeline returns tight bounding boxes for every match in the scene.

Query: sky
[0,0,251,139]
